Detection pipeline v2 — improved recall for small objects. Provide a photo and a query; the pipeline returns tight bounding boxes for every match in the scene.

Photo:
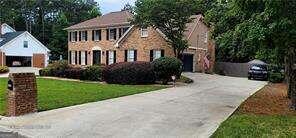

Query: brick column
[6,73,37,116]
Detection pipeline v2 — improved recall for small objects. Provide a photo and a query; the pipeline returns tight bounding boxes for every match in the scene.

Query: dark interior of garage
[6,56,32,67]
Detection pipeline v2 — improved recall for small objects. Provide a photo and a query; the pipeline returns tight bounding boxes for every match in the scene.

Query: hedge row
[41,57,183,84]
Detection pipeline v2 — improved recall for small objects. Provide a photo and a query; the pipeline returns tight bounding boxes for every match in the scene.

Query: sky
[96,0,136,14]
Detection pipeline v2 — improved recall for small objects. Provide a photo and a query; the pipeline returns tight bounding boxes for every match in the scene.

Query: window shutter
[124,50,127,62]
[106,51,109,65]
[92,30,94,41]
[114,51,116,63]
[85,51,88,65]
[69,32,71,41]
[150,50,154,62]
[69,51,72,64]
[119,28,122,38]
[75,51,77,64]
[75,32,77,41]
[114,29,117,40]
[78,51,81,65]
[106,29,109,40]
[85,31,88,41]
[134,50,137,61]
[99,30,102,40]
[161,50,165,57]
[79,31,81,41]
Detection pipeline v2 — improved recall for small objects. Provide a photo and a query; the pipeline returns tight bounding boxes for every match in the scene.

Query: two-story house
[65,10,215,72]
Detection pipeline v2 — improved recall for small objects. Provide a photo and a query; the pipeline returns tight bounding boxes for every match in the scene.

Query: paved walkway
[0,73,266,138]
[0,67,40,77]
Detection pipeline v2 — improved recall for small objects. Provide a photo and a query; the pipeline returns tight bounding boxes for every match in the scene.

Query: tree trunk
[286,47,295,98]
[291,66,296,110]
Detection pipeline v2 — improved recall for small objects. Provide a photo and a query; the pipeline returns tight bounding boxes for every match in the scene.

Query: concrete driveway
[0,67,40,77]
[0,73,266,138]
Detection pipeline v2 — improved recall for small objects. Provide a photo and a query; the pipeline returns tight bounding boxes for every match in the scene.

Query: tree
[133,0,198,59]
[122,3,134,13]
[0,0,101,60]
[204,0,296,109]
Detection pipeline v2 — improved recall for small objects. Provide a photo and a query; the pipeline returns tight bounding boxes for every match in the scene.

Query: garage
[6,56,32,67]
[181,54,194,72]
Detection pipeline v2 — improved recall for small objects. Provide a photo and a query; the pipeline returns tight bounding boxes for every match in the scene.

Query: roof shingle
[65,11,133,30]
[0,31,25,47]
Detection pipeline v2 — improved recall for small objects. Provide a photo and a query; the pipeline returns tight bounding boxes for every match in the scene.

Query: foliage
[122,3,134,13]
[0,78,166,115]
[0,0,101,60]
[64,66,84,80]
[0,66,9,74]
[268,72,284,83]
[102,62,155,85]
[133,0,198,58]
[81,66,102,81]
[152,57,182,84]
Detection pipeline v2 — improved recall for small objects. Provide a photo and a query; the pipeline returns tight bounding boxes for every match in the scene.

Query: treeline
[0,0,100,60]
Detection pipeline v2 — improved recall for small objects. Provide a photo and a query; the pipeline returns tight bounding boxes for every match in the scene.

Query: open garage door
[181,54,194,72]
[6,56,32,67]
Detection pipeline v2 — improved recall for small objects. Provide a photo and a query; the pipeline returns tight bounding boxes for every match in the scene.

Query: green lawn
[211,114,296,138]
[0,78,167,115]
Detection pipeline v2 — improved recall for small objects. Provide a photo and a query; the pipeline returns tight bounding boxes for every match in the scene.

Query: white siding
[1,24,16,34]
[1,32,50,66]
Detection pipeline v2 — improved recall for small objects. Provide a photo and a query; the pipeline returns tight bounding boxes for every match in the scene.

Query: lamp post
[171,75,176,87]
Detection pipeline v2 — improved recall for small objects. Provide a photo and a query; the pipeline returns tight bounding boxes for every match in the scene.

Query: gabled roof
[65,11,133,30]
[0,31,25,47]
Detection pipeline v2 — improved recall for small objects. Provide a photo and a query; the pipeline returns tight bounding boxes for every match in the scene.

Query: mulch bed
[237,83,296,116]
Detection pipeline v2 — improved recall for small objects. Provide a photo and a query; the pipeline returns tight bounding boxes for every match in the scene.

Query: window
[127,50,135,62]
[119,27,130,38]
[141,27,148,37]
[23,41,28,48]
[80,31,87,41]
[71,51,76,65]
[153,50,161,60]
[108,51,115,65]
[109,28,117,40]
[71,32,77,42]
[81,51,86,65]
[94,30,101,41]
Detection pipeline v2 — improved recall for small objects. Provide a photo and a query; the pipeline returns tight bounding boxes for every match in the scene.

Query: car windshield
[251,65,267,71]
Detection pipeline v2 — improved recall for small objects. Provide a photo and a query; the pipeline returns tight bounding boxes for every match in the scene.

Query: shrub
[269,72,284,83]
[81,66,102,81]
[64,66,84,79]
[102,62,155,84]
[39,68,53,76]
[48,60,69,77]
[0,66,9,74]
[152,57,183,84]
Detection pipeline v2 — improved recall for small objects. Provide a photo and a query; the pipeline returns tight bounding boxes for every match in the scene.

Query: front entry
[181,54,194,72]
[93,50,101,65]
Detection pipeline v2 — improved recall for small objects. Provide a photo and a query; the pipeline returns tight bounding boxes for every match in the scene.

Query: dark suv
[248,65,268,80]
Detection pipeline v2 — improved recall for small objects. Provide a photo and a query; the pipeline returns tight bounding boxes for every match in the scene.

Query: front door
[93,50,101,65]
[182,54,193,72]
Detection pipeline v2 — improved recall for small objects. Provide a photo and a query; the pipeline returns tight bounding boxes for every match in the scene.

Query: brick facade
[67,11,215,73]
[6,73,37,116]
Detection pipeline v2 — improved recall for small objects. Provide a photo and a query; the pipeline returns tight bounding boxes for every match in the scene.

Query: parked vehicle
[248,65,268,80]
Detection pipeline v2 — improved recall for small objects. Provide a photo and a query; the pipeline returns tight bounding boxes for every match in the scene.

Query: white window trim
[108,51,115,65]
[71,32,77,42]
[81,31,87,42]
[71,51,76,65]
[24,41,28,48]
[127,50,135,62]
[153,50,161,60]
[81,51,86,65]
[109,28,116,40]
[94,30,101,41]
[204,32,208,43]
[141,28,148,38]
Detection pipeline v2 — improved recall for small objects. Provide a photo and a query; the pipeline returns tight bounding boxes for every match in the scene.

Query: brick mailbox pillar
[6,73,37,116]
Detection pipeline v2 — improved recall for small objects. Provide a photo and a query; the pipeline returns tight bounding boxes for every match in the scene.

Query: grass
[211,83,296,138]
[0,78,167,115]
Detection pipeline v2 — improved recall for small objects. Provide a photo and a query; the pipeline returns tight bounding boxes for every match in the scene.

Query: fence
[214,62,250,77]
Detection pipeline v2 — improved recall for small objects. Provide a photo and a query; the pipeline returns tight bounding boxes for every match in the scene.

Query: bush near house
[268,64,285,83]
[152,57,183,84]
[39,60,103,81]
[102,62,155,84]
[0,66,9,74]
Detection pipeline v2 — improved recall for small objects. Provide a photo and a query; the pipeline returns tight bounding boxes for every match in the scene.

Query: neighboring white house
[0,23,50,68]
